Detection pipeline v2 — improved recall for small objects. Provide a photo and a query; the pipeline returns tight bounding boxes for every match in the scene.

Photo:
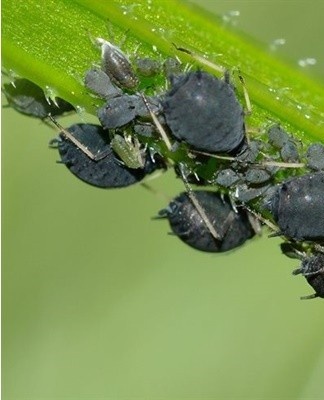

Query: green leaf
[2,0,324,143]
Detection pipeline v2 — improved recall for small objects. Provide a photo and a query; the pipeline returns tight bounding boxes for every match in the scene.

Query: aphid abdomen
[100,41,139,89]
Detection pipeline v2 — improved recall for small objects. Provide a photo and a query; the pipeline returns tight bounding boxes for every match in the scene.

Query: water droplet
[269,38,286,51]
[298,58,317,67]
[222,10,240,26]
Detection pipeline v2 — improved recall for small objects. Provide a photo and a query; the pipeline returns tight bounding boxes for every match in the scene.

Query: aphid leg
[48,137,60,149]
[48,114,108,161]
[300,293,318,300]
[178,163,221,240]
[238,73,252,115]
[241,202,278,233]
[140,94,173,151]
[190,149,305,169]
[172,43,226,75]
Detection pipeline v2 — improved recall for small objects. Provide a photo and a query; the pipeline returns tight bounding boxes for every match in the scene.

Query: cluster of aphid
[3,36,324,300]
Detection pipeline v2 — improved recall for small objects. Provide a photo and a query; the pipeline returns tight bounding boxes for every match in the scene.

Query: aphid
[293,252,324,299]
[135,57,161,77]
[306,143,324,171]
[163,57,182,77]
[110,134,145,169]
[84,68,122,99]
[51,123,159,188]
[162,71,246,154]
[235,183,272,203]
[244,168,272,185]
[267,124,300,163]
[3,78,74,118]
[157,190,256,252]
[267,124,290,149]
[280,141,300,163]
[142,91,245,241]
[98,94,161,129]
[265,172,324,241]
[96,37,139,89]
[215,168,241,188]
[281,243,324,299]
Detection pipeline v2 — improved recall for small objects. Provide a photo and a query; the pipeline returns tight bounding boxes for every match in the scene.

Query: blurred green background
[2,1,324,399]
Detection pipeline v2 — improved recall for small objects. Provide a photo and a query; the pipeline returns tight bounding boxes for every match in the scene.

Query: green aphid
[111,134,146,169]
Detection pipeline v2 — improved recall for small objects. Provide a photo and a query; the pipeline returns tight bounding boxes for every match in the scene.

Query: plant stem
[2,0,324,143]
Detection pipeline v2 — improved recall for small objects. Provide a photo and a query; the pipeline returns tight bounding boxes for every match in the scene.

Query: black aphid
[265,172,324,241]
[54,123,159,188]
[306,143,324,171]
[84,68,122,99]
[162,71,246,154]
[267,124,300,163]
[281,243,324,299]
[3,78,74,118]
[135,58,161,77]
[98,94,161,129]
[294,252,324,299]
[158,190,255,252]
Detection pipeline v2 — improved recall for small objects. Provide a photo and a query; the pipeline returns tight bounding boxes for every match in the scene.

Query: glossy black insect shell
[57,124,156,188]
[267,172,324,241]
[3,78,74,118]
[159,190,255,252]
[162,71,245,154]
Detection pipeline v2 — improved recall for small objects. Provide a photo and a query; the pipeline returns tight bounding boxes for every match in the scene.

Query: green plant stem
[2,0,324,144]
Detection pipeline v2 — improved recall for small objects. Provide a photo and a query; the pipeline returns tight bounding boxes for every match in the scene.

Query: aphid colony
[3,36,324,300]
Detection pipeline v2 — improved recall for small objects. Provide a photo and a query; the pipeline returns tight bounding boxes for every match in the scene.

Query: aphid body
[158,190,255,252]
[294,252,324,299]
[98,94,161,129]
[55,123,158,188]
[3,78,74,118]
[162,71,246,154]
[306,143,324,171]
[96,37,139,89]
[266,172,324,241]
[111,134,145,169]
[84,68,122,99]
[281,242,324,299]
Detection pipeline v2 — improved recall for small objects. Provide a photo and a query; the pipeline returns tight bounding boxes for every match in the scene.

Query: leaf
[2,0,324,143]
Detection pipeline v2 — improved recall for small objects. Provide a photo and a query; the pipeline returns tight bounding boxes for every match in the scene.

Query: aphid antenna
[105,19,130,48]
[190,149,305,169]
[239,202,278,233]
[47,114,102,161]
[238,73,252,115]
[140,93,173,151]
[140,182,171,204]
[172,43,226,75]
[179,163,221,240]
[86,29,101,48]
